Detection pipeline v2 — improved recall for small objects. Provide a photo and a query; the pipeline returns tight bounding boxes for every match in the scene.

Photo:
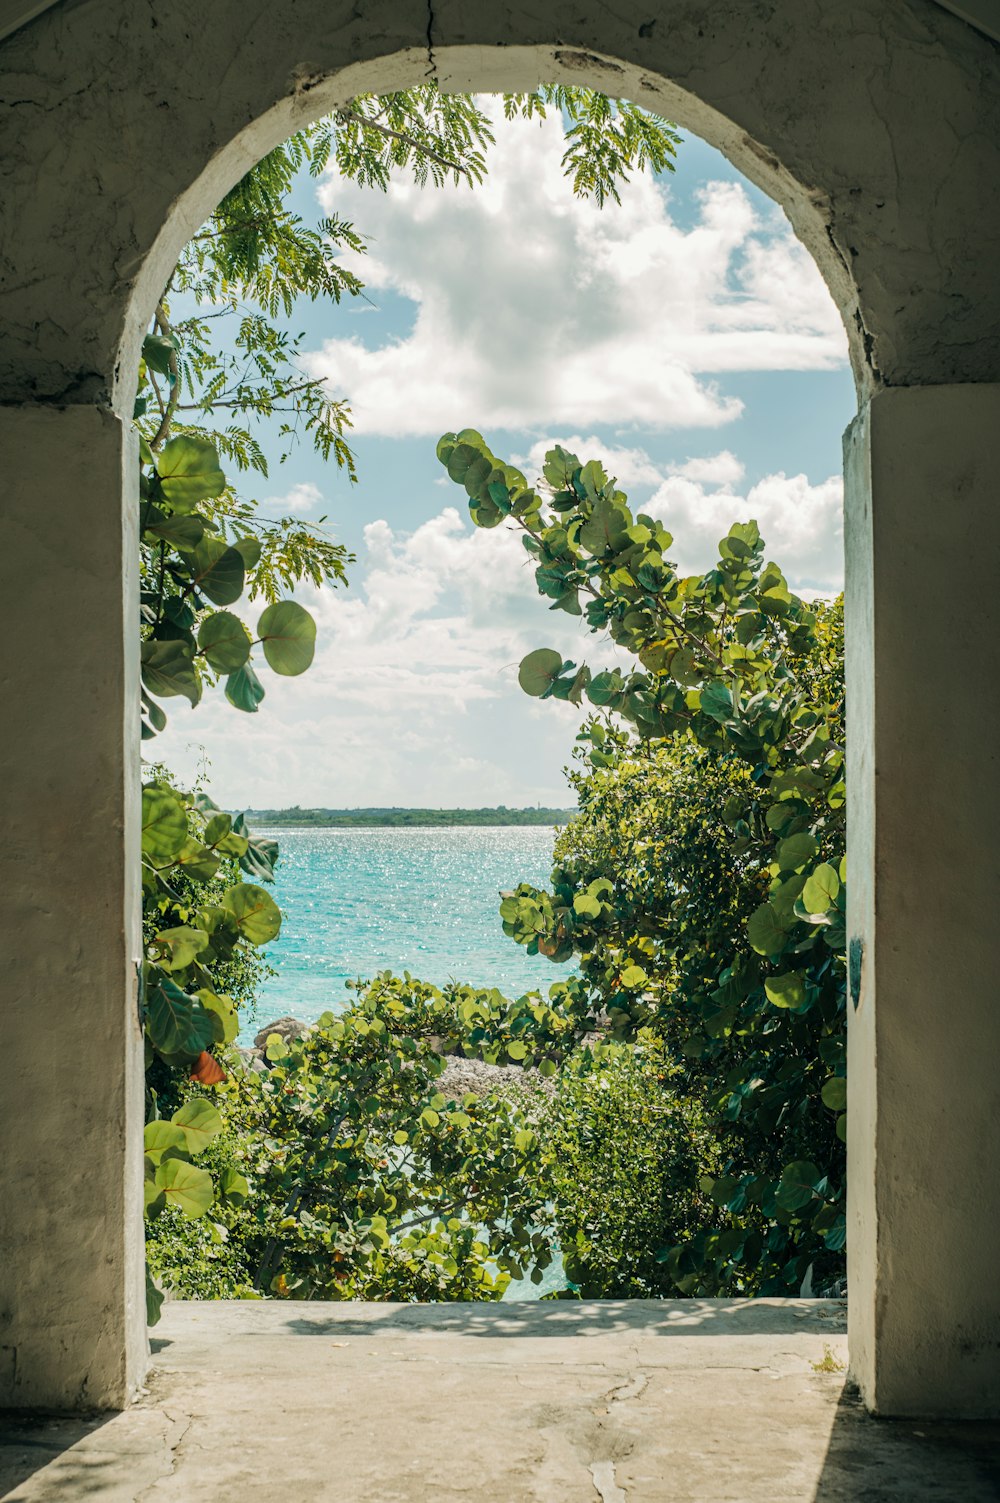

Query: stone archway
[1,0,998,1419]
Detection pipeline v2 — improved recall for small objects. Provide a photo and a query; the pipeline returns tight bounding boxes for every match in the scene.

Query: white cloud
[304,106,847,439]
[151,466,842,808]
[507,437,837,590]
[150,506,590,808]
[515,434,665,489]
[668,450,745,487]
[646,471,844,594]
[264,481,326,517]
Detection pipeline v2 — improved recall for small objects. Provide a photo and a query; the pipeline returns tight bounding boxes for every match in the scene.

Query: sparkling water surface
[249,825,570,1038]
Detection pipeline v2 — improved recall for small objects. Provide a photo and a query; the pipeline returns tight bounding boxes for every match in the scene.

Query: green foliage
[343,970,590,1073]
[142,778,279,1071]
[138,434,320,736]
[144,1096,226,1227]
[542,1039,722,1296]
[141,773,282,1316]
[437,431,847,1294]
[147,994,554,1302]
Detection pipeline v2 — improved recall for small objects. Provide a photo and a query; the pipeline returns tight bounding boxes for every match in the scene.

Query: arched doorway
[1,0,998,1419]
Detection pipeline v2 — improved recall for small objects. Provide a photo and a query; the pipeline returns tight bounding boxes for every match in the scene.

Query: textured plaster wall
[0,0,998,411]
[0,407,145,1409]
[846,386,1000,1417]
[1,0,999,1418]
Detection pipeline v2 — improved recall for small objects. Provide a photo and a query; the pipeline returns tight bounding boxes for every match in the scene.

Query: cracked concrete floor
[2,1300,1000,1502]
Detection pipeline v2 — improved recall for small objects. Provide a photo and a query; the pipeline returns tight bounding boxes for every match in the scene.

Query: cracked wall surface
[0,0,998,411]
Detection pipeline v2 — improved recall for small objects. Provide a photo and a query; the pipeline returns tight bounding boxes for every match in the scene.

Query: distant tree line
[243,806,576,828]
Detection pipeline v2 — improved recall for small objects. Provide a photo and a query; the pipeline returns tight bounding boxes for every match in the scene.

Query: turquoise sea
[248,825,571,1038]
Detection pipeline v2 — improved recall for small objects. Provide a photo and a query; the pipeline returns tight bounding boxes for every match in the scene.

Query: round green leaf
[188,537,245,607]
[463,453,493,497]
[218,1167,250,1206]
[155,1157,215,1219]
[445,442,482,483]
[802,862,841,913]
[232,536,262,571]
[436,432,457,464]
[143,1121,187,1166]
[146,1271,165,1325]
[226,663,265,713]
[518,648,563,698]
[141,785,188,863]
[196,988,239,1045]
[156,435,226,512]
[764,971,807,1009]
[173,839,221,881]
[620,964,648,989]
[699,682,734,722]
[776,832,819,872]
[258,601,316,676]
[171,1098,223,1154]
[821,1075,847,1112]
[142,332,178,376]
[151,925,208,973]
[579,499,630,555]
[775,1159,821,1213]
[198,611,251,672]
[141,639,202,707]
[142,510,206,552]
[747,901,788,957]
[146,977,213,1057]
[221,882,282,944]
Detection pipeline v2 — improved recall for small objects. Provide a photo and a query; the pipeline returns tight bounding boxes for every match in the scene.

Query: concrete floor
[1,1299,999,1502]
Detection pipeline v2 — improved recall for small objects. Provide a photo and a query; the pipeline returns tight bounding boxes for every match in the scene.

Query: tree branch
[335,105,470,178]
[149,304,181,453]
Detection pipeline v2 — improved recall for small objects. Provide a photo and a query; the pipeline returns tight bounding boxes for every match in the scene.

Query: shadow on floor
[813,1383,1000,1501]
[275,1294,847,1341]
[0,1414,116,1500]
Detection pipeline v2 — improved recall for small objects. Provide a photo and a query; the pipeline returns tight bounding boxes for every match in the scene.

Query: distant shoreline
[243,806,576,829]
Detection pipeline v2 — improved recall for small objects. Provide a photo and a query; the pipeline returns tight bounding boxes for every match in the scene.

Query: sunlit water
[247,825,571,1299]
[248,825,571,1035]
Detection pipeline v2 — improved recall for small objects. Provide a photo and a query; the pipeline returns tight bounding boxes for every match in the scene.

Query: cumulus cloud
[303,106,847,438]
[152,466,842,808]
[304,507,586,709]
[150,507,590,808]
[646,471,844,593]
[668,450,746,487]
[510,436,840,593]
[515,434,666,489]
[263,481,326,517]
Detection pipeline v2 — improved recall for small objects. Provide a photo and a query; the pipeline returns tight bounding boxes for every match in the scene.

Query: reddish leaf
[190,1051,226,1085]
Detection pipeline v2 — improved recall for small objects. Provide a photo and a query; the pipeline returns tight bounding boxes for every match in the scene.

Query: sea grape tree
[435,429,847,1293]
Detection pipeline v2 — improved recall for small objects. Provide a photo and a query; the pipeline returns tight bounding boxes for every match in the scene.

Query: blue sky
[153,107,856,810]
